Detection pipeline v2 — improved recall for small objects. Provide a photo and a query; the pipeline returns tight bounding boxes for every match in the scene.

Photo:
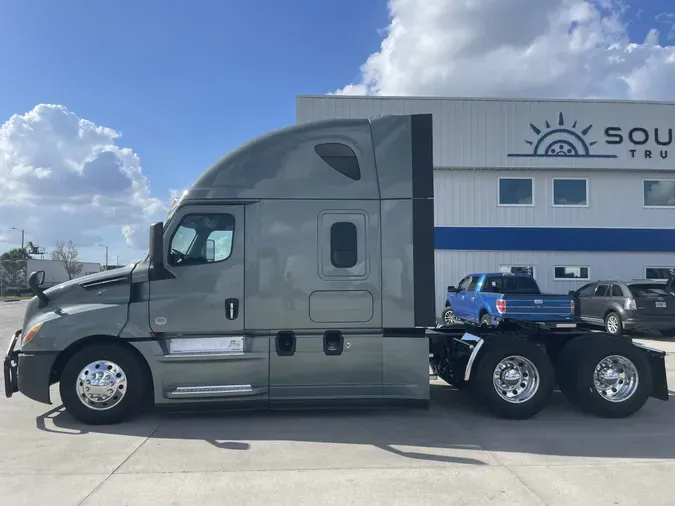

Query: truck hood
[44,264,135,298]
[27,264,134,316]
[21,263,138,337]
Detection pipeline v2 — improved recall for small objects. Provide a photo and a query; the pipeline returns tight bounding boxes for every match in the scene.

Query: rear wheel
[471,337,554,419]
[480,314,492,327]
[604,312,624,337]
[59,344,148,425]
[556,334,652,418]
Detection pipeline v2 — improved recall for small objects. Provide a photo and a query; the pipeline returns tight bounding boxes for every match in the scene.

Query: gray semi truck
[4,113,670,425]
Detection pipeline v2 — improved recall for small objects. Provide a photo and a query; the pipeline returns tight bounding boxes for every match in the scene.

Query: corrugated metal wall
[434,169,675,228]
[433,250,675,316]
[297,95,675,171]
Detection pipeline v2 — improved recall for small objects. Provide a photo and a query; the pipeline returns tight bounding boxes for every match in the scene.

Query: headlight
[22,323,43,346]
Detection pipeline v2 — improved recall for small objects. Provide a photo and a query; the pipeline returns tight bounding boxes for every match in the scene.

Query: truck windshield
[483,276,541,294]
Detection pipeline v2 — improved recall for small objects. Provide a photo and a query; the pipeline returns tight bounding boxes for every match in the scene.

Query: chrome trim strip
[464,338,485,382]
[168,384,253,396]
[633,343,666,354]
[163,351,245,359]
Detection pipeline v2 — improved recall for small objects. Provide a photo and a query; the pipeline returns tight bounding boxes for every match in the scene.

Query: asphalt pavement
[1,300,675,505]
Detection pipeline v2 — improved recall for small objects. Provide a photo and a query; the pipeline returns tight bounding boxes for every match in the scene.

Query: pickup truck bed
[443,272,575,328]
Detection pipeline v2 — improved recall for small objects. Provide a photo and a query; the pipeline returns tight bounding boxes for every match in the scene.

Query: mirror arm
[28,271,49,308]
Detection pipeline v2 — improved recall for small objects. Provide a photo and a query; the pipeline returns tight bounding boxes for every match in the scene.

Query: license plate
[656,301,667,308]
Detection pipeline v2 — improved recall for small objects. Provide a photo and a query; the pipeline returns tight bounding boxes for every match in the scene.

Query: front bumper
[3,330,20,398]
[4,330,58,404]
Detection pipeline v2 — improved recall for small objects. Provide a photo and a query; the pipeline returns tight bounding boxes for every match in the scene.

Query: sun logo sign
[508,112,617,159]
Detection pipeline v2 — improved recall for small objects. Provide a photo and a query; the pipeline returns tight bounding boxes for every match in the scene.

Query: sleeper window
[315,143,361,181]
[330,222,357,268]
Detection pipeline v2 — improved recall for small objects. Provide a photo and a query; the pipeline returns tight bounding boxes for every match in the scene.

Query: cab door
[148,204,268,401]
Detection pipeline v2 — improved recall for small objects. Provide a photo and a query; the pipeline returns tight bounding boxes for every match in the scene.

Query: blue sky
[0,0,387,204]
[2,0,674,265]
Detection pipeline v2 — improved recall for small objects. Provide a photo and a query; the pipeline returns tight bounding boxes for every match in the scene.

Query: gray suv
[570,278,675,337]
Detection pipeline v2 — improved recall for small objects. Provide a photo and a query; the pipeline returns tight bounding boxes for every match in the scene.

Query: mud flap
[633,342,670,401]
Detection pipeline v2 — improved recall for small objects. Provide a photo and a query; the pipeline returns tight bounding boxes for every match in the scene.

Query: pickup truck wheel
[59,344,146,425]
[556,335,652,418]
[480,314,492,327]
[604,312,624,336]
[441,306,456,326]
[472,338,554,419]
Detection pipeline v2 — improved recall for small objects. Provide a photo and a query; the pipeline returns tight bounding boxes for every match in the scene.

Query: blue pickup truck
[441,272,576,329]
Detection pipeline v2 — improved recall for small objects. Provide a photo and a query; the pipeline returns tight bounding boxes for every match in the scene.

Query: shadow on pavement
[34,383,675,465]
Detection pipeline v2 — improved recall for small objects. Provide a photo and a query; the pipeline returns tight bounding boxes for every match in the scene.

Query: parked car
[570,277,675,336]
[442,272,576,328]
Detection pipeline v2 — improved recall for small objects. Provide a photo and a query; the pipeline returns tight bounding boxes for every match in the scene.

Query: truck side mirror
[568,290,576,297]
[149,222,164,268]
[447,285,456,292]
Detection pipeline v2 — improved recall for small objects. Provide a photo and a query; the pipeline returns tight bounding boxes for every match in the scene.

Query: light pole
[98,244,109,270]
[10,227,24,251]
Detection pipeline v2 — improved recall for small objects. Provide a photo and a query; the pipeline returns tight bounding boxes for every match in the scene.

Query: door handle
[225,298,239,320]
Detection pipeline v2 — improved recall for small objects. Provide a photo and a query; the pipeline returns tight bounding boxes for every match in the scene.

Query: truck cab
[4,113,437,424]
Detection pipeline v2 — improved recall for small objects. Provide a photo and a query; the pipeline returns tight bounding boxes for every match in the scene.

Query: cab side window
[577,284,596,297]
[168,213,235,266]
[457,277,472,292]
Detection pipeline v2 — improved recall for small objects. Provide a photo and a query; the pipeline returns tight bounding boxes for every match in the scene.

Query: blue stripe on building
[434,227,675,253]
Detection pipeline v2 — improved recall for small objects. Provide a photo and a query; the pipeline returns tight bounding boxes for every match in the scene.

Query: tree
[0,247,31,293]
[51,240,84,280]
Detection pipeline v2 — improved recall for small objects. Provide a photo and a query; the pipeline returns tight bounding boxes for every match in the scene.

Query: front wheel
[556,335,652,418]
[441,306,456,326]
[471,338,555,419]
[59,344,148,425]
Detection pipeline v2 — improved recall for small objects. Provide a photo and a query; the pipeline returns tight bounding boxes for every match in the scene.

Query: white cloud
[336,0,675,101]
[0,104,168,252]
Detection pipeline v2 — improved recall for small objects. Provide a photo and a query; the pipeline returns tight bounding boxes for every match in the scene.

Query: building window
[645,267,675,280]
[498,178,533,206]
[644,180,675,207]
[315,143,361,181]
[554,266,589,280]
[168,213,235,266]
[499,265,535,277]
[553,178,588,207]
[330,222,357,268]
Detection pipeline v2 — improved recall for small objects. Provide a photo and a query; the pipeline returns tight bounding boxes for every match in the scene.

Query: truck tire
[441,306,456,326]
[556,334,652,418]
[480,314,492,327]
[604,311,624,337]
[471,337,554,419]
[59,344,147,425]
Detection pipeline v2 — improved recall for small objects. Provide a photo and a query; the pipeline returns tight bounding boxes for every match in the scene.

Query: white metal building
[296,95,675,317]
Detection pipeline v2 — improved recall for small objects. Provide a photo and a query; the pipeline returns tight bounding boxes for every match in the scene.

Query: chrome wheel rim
[606,315,620,334]
[76,360,128,411]
[444,309,454,325]
[493,355,540,404]
[593,355,639,402]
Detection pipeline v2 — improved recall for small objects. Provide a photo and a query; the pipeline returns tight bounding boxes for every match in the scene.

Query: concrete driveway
[2,300,675,505]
